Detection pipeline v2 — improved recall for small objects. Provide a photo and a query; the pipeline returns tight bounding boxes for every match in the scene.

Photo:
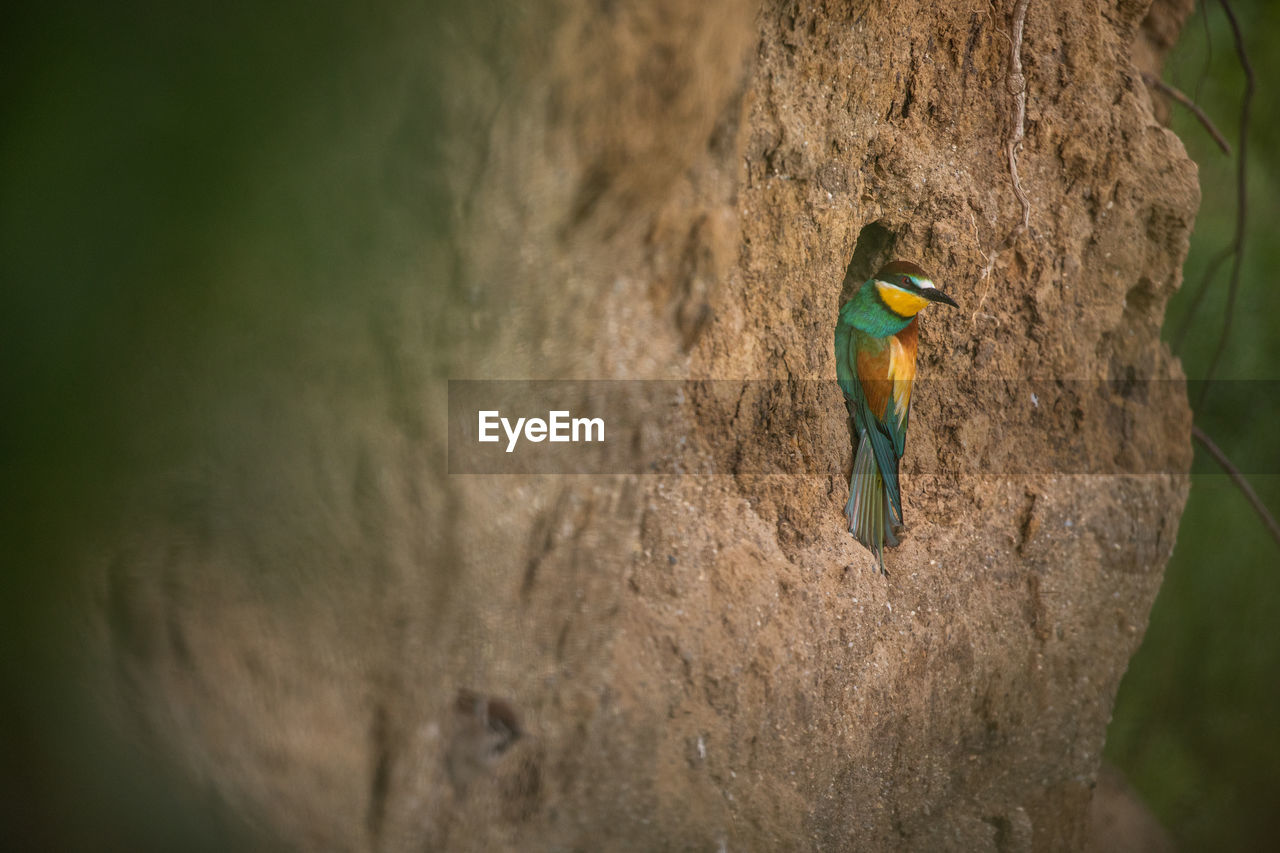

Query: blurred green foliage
[1106,1,1280,849]
[1,1,450,847]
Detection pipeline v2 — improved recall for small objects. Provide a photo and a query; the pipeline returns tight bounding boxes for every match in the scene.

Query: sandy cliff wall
[97,1,1198,849]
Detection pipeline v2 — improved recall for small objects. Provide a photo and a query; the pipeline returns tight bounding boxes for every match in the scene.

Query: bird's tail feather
[845,431,891,574]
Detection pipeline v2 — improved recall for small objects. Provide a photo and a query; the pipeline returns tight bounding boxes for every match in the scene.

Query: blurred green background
[3,0,1278,849]
[1105,1,1280,849]
[1,1,451,847]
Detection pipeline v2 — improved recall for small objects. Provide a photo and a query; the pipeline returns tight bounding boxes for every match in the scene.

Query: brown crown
[875,260,930,279]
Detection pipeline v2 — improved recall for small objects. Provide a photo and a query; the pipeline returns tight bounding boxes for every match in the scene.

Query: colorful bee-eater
[835,260,957,573]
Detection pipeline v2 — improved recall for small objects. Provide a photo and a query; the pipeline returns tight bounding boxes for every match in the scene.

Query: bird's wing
[834,319,858,403]
[839,330,901,521]
[883,319,918,460]
[846,319,919,524]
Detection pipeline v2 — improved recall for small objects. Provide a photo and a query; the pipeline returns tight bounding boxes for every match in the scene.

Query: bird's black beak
[924,288,959,308]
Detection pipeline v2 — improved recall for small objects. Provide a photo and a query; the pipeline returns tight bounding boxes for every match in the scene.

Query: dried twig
[1140,71,1231,154]
[1192,426,1280,549]
[1196,0,1252,410]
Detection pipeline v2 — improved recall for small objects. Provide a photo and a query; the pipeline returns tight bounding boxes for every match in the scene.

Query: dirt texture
[93,0,1198,850]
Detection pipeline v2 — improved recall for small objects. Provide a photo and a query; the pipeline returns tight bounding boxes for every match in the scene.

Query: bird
[835,260,957,573]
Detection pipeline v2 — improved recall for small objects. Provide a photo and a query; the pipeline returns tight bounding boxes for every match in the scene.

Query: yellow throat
[874,280,932,318]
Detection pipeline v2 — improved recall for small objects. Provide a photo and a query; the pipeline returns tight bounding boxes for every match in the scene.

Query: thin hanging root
[975,0,1031,319]
[1004,0,1031,242]
[1198,0,1253,410]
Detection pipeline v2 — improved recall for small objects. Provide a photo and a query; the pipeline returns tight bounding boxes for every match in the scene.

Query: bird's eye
[901,276,911,286]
